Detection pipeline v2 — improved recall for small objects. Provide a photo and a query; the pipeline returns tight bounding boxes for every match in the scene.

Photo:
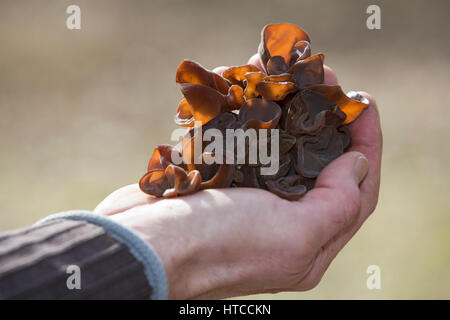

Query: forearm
[0,212,167,300]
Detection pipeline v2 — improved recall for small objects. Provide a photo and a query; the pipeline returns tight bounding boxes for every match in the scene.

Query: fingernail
[347,91,370,105]
[354,155,369,184]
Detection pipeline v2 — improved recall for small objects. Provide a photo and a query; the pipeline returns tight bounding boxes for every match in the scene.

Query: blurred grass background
[0,0,449,299]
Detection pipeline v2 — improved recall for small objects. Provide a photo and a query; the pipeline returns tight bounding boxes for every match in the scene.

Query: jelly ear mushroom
[147,145,184,172]
[139,169,169,197]
[284,89,346,135]
[290,40,311,62]
[225,85,245,110]
[199,160,235,189]
[256,80,297,101]
[238,98,282,130]
[265,175,308,201]
[266,56,289,75]
[175,99,195,127]
[179,83,227,125]
[233,166,261,188]
[163,164,202,197]
[243,72,266,99]
[176,60,230,95]
[222,65,260,86]
[289,53,325,88]
[139,145,187,197]
[259,23,310,74]
[308,85,369,124]
[264,74,294,82]
[175,60,232,126]
[293,127,345,178]
[279,132,296,154]
[140,22,368,201]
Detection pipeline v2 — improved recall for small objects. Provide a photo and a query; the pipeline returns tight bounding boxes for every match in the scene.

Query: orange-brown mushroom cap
[139,145,187,197]
[163,164,202,197]
[243,72,266,99]
[140,23,368,201]
[176,60,229,95]
[256,80,297,101]
[222,64,260,85]
[147,144,184,172]
[225,85,245,110]
[179,83,227,126]
[139,169,169,197]
[175,99,195,127]
[259,23,311,73]
[308,85,369,124]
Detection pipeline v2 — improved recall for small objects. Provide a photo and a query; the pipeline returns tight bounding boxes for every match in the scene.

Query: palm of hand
[94,62,382,298]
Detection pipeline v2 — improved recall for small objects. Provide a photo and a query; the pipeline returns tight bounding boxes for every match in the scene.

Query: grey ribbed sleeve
[0,219,152,299]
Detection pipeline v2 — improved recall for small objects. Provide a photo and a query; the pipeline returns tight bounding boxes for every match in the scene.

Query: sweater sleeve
[0,211,168,300]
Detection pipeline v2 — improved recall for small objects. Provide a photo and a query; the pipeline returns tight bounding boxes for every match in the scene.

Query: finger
[307,93,382,279]
[311,93,381,245]
[347,92,382,219]
[247,53,264,71]
[323,65,338,85]
[94,184,159,216]
[297,151,368,246]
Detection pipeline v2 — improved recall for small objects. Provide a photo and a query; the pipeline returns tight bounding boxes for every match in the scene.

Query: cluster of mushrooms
[139,23,368,200]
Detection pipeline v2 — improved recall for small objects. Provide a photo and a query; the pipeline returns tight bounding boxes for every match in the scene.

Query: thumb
[301,151,369,245]
[315,151,369,191]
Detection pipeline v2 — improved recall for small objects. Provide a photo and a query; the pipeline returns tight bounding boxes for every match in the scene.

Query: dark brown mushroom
[259,23,311,74]
[139,23,368,202]
[293,127,345,178]
[265,175,308,201]
[284,89,346,136]
[238,98,282,130]
[289,53,325,88]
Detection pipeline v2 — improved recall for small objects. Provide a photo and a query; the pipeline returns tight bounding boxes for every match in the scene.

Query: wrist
[110,199,221,299]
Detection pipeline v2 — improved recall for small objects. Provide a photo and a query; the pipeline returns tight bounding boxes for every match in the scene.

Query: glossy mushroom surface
[139,23,368,200]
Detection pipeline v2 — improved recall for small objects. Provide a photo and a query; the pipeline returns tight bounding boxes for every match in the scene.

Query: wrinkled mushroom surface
[139,23,368,201]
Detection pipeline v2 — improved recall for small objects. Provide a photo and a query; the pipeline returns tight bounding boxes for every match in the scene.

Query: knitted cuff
[36,210,168,300]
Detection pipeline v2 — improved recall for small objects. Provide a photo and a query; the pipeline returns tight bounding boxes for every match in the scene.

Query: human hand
[94,56,382,299]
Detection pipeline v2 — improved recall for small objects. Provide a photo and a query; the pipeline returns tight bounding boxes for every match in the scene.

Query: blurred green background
[0,0,449,299]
